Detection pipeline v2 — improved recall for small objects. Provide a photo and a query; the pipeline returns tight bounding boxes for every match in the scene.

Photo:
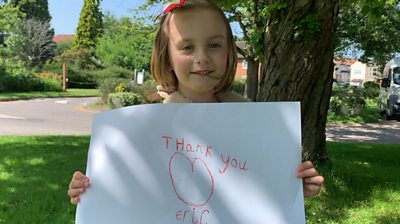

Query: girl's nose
[194,49,209,64]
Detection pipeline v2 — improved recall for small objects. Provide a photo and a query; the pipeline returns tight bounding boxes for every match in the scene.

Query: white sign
[136,70,144,84]
[76,103,305,224]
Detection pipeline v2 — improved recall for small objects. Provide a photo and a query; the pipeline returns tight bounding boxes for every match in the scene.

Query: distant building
[235,41,261,80]
[52,34,74,44]
[333,58,380,87]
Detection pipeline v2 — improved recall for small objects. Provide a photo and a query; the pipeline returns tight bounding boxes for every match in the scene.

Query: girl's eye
[209,43,221,48]
[182,45,194,51]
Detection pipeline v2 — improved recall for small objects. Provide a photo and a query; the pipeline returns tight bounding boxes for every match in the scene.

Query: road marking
[0,114,26,120]
[54,100,68,104]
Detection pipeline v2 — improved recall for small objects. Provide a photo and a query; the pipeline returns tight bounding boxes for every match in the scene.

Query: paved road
[326,119,400,144]
[1,97,399,144]
[0,97,99,135]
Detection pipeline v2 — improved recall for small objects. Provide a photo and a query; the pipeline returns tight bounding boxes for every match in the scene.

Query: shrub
[98,78,135,103]
[135,79,161,103]
[66,67,97,89]
[61,48,99,70]
[329,86,366,116]
[107,92,144,108]
[41,77,62,92]
[1,74,43,92]
[233,79,246,96]
[95,65,133,80]
[0,64,7,92]
[363,81,380,99]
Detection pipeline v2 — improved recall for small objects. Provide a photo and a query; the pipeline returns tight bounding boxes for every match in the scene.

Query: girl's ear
[166,62,173,72]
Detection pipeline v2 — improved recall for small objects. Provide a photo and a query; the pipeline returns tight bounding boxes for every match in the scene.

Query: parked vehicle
[378,57,400,119]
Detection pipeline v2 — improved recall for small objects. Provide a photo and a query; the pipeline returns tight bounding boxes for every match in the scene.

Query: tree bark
[258,0,339,163]
[246,59,259,101]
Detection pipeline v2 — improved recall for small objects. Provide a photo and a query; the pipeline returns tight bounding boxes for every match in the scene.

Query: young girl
[68,0,324,204]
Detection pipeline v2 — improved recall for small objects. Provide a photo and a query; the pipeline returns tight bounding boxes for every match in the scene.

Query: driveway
[326,119,400,144]
[0,97,100,135]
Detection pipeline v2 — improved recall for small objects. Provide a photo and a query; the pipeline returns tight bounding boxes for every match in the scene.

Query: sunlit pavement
[326,120,400,144]
[0,97,100,135]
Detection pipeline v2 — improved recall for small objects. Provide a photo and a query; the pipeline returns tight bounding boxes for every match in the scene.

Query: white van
[378,57,400,119]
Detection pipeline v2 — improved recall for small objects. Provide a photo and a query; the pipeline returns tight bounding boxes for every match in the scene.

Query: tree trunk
[246,59,259,101]
[258,0,339,163]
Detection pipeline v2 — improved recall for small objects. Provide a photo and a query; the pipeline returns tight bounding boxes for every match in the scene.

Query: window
[242,60,248,69]
[393,67,400,85]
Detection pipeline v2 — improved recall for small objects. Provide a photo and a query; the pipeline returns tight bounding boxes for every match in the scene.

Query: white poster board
[76,102,305,224]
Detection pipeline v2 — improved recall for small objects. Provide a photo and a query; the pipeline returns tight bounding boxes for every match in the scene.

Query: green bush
[0,58,63,92]
[42,78,62,92]
[0,64,7,92]
[134,79,161,103]
[88,66,133,84]
[107,92,144,108]
[233,79,246,96]
[363,81,380,99]
[98,78,135,103]
[329,86,366,116]
[66,67,97,89]
[0,74,43,92]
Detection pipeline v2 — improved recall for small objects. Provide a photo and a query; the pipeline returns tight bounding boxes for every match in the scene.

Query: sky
[49,0,150,35]
[48,0,242,36]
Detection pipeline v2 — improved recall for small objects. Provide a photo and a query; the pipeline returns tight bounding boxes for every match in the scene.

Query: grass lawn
[0,136,399,223]
[0,89,100,100]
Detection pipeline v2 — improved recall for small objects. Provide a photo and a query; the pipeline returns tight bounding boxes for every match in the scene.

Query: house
[235,41,261,80]
[333,58,380,87]
[52,34,74,44]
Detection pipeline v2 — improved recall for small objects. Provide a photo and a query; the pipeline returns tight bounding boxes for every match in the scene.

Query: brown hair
[150,0,237,94]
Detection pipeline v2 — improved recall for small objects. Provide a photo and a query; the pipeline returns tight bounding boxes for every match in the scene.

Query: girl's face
[167,8,228,99]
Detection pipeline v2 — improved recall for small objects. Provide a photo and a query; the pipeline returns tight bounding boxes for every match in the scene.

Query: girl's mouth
[191,70,213,76]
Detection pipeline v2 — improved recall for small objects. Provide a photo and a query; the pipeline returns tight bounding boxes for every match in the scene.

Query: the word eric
[162,136,212,157]
[176,207,209,224]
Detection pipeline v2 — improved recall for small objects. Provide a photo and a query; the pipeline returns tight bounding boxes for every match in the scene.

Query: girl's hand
[68,171,90,204]
[296,161,324,198]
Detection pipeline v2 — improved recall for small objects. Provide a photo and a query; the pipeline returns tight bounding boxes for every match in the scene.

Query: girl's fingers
[69,179,89,189]
[303,184,321,197]
[70,196,80,205]
[296,167,319,178]
[296,161,314,172]
[72,171,85,180]
[303,175,324,185]
[68,188,86,198]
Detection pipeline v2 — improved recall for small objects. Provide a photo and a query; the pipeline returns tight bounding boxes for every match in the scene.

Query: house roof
[52,34,74,44]
[334,58,358,66]
[235,41,247,59]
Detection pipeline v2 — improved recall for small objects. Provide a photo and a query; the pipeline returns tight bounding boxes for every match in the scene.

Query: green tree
[257,0,340,162]
[6,18,56,67]
[9,0,51,22]
[74,0,103,49]
[0,3,22,47]
[336,0,400,68]
[96,14,154,70]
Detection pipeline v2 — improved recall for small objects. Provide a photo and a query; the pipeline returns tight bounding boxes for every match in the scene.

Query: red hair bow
[162,0,186,14]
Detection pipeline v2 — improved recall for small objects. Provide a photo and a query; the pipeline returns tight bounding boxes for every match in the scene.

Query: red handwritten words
[162,136,212,157]
[169,152,214,207]
[219,154,248,174]
[176,207,210,224]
